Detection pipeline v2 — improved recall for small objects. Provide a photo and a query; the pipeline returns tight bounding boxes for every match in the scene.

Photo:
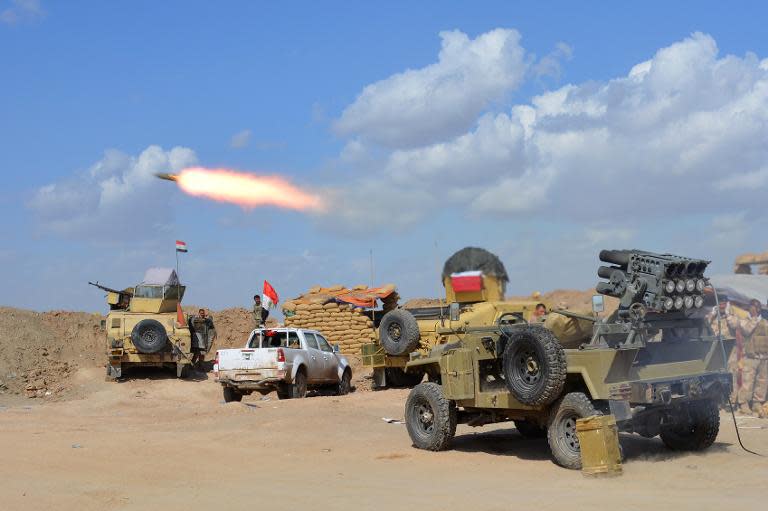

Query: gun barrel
[154,172,179,182]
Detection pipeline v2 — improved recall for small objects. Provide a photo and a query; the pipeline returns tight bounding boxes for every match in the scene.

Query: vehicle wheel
[177,363,191,379]
[405,382,457,451]
[379,309,420,356]
[130,319,168,354]
[515,419,546,438]
[277,384,292,400]
[386,367,424,387]
[547,392,600,469]
[660,399,720,451]
[337,369,352,396]
[502,326,566,406]
[291,370,308,399]
[222,386,243,403]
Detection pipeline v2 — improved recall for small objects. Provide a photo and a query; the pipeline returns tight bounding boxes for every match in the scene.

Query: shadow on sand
[450,427,731,465]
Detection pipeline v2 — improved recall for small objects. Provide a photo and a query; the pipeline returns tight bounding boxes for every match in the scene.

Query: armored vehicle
[91,268,200,379]
[402,249,733,469]
[362,247,544,387]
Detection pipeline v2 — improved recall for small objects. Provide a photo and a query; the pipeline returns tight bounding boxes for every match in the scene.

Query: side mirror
[332,344,340,353]
[592,295,605,314]
[99,319,106,330]
[449,302,460,322]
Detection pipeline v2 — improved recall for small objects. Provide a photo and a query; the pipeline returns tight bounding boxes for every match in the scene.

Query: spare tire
[502,326,566,406]
[379,309,420,356]
[131,319,168,354]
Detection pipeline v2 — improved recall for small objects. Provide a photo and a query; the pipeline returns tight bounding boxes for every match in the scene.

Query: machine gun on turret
[89,281,133,310]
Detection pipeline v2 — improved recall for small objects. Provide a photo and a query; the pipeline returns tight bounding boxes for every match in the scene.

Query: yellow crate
[575,414,622,477]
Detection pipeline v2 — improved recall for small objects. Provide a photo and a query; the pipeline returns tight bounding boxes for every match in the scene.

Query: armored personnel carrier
[362,247,544,388]
[402,249,733,468]
[91,268,200,379]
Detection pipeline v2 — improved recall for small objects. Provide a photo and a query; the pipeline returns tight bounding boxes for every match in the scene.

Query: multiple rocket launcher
[596,249,710,313]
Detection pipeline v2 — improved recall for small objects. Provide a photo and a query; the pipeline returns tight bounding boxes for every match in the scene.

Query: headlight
[694,295,704,308]
[665,280,676,294]
[663,297,674,310]
[696,279,706,292]
[685,279,696,292]
[684,295,694,309]
[674,296,684,310]
[675,279,686,293]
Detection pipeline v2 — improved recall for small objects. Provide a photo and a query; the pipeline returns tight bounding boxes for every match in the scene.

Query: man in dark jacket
[189,308,216,369]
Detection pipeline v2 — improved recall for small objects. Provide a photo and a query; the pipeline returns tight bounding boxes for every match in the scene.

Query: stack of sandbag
[282,284,398,354]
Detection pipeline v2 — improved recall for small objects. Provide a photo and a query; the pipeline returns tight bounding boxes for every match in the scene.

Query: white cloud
[329,31,768,231]
[29,145,197,239]
[710,212,750,247]
[1,0,44,24]
[334,28,528,149]
[532,42,573,81]
[230,129,252,149]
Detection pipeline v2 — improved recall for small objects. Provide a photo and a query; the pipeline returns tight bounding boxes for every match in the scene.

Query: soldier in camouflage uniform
[253,295,268,328]
[708,300,738,402]
[730,299,768,416]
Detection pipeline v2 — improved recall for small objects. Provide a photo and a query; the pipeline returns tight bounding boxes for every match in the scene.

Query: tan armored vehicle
[402,249,733,468]
[362,247,544,387]
[91,268,199,379]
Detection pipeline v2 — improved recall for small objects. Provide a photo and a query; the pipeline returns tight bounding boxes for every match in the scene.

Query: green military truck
[362,247,543,388]
[402,249,733,469]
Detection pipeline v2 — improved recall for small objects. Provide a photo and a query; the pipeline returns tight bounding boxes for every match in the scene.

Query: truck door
[315,334,337,382]
[301,332,325,383]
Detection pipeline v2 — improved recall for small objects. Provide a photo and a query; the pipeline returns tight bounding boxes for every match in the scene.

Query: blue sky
[1,1,767,312]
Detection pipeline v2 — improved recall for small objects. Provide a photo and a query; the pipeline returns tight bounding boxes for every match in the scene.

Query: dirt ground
[0,367,766,511]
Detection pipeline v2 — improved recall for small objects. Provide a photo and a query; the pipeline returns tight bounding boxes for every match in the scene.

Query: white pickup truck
[214,328,352,402]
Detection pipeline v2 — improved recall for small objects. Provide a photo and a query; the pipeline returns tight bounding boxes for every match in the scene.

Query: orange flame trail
[175,167,324,212]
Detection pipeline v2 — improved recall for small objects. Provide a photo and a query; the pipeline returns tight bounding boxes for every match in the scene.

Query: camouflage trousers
[727,349,740,402]
[737,357,768,405]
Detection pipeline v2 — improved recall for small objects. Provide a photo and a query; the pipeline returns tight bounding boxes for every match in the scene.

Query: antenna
[369,248,375,288]
[435,240,444,325]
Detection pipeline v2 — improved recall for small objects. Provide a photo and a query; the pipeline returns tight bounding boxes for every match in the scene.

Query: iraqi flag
[451,271,483,292]
[175,240,188,253]
[262,280,279,310]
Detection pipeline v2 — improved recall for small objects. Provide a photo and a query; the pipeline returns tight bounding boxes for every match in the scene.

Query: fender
[335,357,351,381]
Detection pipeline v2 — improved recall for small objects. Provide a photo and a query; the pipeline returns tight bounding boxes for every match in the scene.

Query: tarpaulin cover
[442,247,508,283]
[335,285,396,308]
[709,274,768,307]
[451,271,484,292]
[141,268,180,286]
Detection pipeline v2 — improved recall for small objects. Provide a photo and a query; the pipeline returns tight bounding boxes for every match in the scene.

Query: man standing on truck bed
[253,295,268,327]
[731,299,768,416]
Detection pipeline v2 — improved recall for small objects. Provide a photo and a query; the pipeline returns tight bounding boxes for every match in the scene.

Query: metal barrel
[597,266,624,279]
[599,250,631,267]
[595,282,616,296]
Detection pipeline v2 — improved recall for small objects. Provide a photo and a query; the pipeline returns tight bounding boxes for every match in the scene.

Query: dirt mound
[0,307,103,399]
[206,307,277,350]
[402,297,444,308]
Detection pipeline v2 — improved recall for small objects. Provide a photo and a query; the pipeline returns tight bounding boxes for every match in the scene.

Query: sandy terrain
[0,367,766,511]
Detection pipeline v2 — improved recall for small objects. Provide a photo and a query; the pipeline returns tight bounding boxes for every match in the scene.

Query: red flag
[262,280,279,309]
[451,271,484,292]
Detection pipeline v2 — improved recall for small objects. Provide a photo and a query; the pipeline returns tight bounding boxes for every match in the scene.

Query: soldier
[189,308,216,369]
[732,299,768,416]
[253,294,269,328]
[708,299,738,402]
[532,303,548,322]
